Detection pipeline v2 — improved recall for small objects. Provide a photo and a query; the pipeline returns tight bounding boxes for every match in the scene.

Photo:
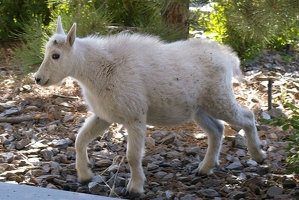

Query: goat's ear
[66,23,76,47]
[56,16,65,34]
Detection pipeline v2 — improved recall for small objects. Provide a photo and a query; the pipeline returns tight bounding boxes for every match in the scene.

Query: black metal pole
[286,43,290,54]
[268,79,273,111]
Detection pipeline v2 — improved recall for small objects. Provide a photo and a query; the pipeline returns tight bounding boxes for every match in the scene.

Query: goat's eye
[52,54,60,59]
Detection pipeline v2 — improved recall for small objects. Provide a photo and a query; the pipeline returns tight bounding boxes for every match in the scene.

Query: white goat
[35,17,266,197]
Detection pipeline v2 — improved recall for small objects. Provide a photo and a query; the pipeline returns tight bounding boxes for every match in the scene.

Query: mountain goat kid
[34,17,266,197]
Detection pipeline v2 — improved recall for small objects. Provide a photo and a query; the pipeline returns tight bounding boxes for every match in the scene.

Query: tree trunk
[162,0,189,40]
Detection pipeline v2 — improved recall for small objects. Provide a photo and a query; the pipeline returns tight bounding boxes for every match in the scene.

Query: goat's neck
[70,38,112,91]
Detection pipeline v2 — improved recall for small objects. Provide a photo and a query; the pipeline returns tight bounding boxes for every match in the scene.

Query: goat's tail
[231,55,244,82]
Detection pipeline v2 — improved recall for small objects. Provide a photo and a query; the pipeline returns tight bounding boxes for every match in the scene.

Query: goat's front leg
[75,115,111,183]
[125,120,147,197]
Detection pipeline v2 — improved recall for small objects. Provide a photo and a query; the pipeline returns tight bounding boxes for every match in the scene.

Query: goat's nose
[35,77,41,84]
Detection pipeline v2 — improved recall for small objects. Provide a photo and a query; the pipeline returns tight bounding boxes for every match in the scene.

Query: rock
[235,149,246,157]
[274,195,293,200]
[191,177,202,185]
[0,101,17,109]
[46,183,58,189]
[263,63,273,69]
[246,159,258,166]
[63,114,75,123]
[21,98,31,107]
[260,112,271,120]
[33,99,44,108]
[92,176,107,184]
[52,138,72,149]
[268,108,287,118]
[180,194,198,200]
[163,173,174,179]
[226,154,234,162]
[111,175,126,187]
[106,142,118,152]
[266,186,283,198]
[145,137,155,149]
[283,179,297,189]
[193,133,207,139]
[230,191,247,199]
[3,108,19,116]
[158,131,176,145]
[15,138,31,150]
[165,190,174,198]
[147,163,159,171]
[31,169,46,177]
[54,97,64,105]
[53,178,67,185]
[95,159,112,167]
[234,130,247,149]
[204,179,222,188]
[177,176,190,182]
[196,189,220,197]
[166,150,179,158]
[65,174,77,183]
[41,149,54,161]
[107,164,119,172]
[50,161,62,175]
[31,141,48,149]
[154,171,167,179]
[0,152,14,163]
[48,106,61,120]
[22,85,31,91]
[47,124,58,133]
[185,146,201,156]
[269,133,278,140]
[226,160,244,170]
[88,182,105,195]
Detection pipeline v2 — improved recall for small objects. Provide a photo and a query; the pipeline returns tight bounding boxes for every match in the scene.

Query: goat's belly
[146,105,197,126]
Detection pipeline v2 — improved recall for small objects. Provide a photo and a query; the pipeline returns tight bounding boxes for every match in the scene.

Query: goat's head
[34,16,76,86]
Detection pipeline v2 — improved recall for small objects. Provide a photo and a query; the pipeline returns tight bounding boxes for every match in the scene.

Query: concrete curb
[0,182,123,200]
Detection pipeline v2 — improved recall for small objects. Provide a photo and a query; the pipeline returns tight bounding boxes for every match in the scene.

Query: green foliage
[48,0,111,37]
[196,0,299,61]
[13,0,112,69]
[264,103,299,174]
[12,17,47,72]
[13,0,189,69]
[0,0,50,42]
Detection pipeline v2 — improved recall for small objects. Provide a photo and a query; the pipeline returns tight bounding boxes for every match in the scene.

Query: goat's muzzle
[35,77,41,84]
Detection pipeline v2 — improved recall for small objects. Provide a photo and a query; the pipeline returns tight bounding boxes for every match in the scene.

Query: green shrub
[265,103,299,174]
[13,0,111,70]
[13,0,189,70]
[12,17,48,73]
[0,0,50,42]
[196,0,299,61]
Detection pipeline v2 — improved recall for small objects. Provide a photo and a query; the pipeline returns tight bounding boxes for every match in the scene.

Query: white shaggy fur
[35,17,266,196]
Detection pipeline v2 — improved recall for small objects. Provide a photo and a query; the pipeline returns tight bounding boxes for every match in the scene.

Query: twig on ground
[0,114,48,123]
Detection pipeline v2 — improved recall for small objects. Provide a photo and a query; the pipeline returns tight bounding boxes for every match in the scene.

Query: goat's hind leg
[208,102,266,163]
[193,109,224,175]
[75,115,111,183]
[230,107,266,163]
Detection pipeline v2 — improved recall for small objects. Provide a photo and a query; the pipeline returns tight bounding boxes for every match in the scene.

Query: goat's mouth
[43,79,50,86]
[38,79,49,86]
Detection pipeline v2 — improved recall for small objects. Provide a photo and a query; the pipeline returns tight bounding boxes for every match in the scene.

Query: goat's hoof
[195,168,214,176]
[252,150,267,164]
[78,177,92,185]
[77,170,93,185]
[125,190,141,199]
[195,171,208,177]
[195,162,217,176]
